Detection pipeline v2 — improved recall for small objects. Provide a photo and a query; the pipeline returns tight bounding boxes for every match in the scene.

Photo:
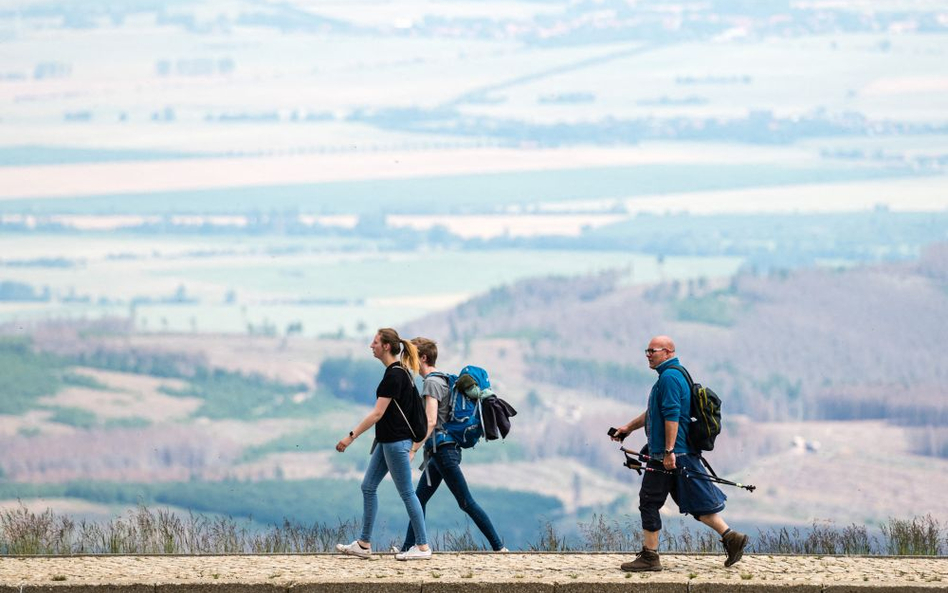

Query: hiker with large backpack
[397,337,509,553]
[334,328,432,561]
[609,335,749,572]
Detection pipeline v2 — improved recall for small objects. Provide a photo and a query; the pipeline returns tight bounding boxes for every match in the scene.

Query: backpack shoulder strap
[425,371,451,387]
[662,364,694,389]
[662,364,698,455]
[398,365,421,394]
[391,398,418,441]
[393,366,420,441]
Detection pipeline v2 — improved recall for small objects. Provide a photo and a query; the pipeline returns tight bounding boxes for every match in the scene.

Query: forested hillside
[2,245,947,540]
[408,243,948,454]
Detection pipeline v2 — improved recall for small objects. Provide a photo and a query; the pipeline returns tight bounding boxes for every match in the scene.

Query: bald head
[646,335,676,368]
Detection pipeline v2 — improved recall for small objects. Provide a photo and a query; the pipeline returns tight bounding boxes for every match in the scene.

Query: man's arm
[663,420,679,470]
[626,411,647,432]
[417,396,439,447]
[658,372,685,469]
[612,411,646,441]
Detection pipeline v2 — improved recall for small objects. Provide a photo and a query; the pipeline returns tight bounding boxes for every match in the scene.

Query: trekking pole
[620,448,657,476]
[619,447,756,493]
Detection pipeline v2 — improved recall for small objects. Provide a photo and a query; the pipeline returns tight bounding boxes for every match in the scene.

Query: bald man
[611,335,748,571]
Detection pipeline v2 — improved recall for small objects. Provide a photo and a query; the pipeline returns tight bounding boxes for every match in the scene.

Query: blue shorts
[639,453,727,531]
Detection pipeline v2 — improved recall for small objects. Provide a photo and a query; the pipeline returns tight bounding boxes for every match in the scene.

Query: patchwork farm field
[0,231,745,335]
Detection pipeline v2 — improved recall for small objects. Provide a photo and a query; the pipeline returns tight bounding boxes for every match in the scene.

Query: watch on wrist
[664,449,674,455]
[349,431,355,439]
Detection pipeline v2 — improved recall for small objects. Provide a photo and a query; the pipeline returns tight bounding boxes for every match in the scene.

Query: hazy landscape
[1,0,947,550]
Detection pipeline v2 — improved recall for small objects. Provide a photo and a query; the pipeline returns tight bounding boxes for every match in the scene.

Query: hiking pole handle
[620,446,655,463]
[621,450,643,474]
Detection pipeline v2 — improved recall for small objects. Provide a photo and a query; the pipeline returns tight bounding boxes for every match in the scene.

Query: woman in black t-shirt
[334,328,432,560]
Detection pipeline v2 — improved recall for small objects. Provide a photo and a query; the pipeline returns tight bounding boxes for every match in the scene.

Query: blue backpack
[429,365,493,450]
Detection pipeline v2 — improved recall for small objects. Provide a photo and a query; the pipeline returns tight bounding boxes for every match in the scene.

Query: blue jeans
[402,443,503,551]
[360,439,427,546]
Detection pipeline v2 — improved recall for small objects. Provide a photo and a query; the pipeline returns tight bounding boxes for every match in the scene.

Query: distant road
[441,42,659,108]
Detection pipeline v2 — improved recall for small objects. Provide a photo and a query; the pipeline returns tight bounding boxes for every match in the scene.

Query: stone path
[1,553,947,592]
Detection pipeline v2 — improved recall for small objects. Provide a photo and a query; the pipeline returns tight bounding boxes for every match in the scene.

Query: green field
[0,162,918,213]
[0,237,745,335]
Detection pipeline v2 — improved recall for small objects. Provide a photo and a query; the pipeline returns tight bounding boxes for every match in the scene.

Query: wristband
[349,431,355,439]
[664,449,674,455]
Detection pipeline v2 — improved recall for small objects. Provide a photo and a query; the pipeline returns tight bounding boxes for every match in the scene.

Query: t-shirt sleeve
[422,375,450,402]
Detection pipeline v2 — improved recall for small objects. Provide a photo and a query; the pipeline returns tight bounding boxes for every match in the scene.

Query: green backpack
[665,365,722,452]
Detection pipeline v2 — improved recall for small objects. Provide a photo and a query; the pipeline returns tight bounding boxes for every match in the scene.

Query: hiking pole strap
[698,455,719,479]
[622,451,643,475]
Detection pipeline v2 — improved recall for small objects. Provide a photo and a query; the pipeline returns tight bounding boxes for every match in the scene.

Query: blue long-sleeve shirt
[645,357,693,457]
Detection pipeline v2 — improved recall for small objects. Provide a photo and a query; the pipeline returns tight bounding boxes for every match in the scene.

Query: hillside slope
[408,243,948,424]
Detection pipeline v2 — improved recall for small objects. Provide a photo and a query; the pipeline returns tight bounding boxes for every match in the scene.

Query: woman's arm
[336,397,391,452]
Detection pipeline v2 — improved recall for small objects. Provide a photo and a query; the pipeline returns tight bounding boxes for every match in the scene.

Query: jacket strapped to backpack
[418,366,517,485]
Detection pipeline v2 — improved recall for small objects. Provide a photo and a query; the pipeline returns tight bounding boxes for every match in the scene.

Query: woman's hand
[409,447,418,462]
[336,435,354,453]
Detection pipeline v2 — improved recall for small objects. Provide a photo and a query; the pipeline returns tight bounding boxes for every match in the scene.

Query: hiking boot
[335,540,372,559]
[620,547,662,572]
[722,530,749,567]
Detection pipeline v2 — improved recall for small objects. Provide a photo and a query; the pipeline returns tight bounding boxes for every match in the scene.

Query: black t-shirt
[375,362,418,443]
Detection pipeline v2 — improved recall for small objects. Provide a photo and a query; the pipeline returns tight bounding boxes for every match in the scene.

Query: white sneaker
[395,545,432,561]
[335,540,372,558]
[496,547,509,552]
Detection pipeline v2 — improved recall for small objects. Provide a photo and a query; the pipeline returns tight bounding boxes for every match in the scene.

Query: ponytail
[400,339,420,374]
[376,327,419,374]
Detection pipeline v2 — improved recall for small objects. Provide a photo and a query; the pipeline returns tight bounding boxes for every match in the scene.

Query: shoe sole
[395,555,431,561]
[336,545,371,559]
[620,565,662,572]
[724,535,749,567]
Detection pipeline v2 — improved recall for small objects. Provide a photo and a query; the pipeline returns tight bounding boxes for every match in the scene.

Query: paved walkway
[1,553,947,592]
